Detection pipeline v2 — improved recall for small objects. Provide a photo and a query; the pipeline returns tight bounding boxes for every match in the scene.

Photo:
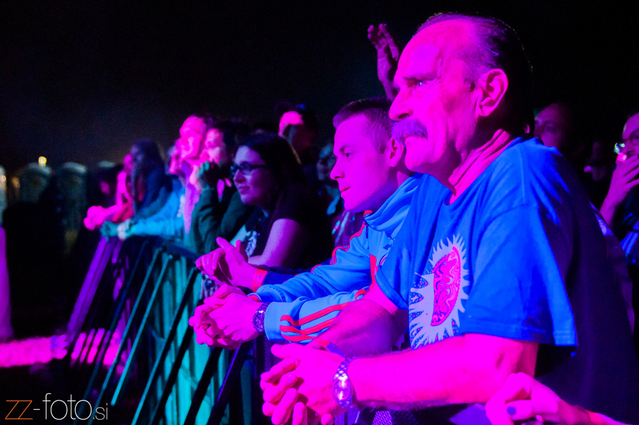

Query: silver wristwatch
[332,357,357,409]
[252,302,270,333]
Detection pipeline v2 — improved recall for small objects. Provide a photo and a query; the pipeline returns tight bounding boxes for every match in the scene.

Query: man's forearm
[319,299,407,357]
[347,334,538,410]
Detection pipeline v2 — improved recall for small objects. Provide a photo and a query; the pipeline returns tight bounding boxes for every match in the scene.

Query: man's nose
[389,91,412,121]
[330,159,343,181]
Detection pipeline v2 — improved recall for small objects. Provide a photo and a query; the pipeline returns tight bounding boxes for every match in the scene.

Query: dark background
[1,0,638,175]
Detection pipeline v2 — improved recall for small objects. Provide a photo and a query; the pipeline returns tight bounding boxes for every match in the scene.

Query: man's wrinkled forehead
[396,19,475,80]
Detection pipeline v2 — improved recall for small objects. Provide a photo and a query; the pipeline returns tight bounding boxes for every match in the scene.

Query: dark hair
[212,118,251,156]
[333,97,393,153]
[627,108,639,123]
[418,13,534,130]
[131,138,164,172]
[190,112,218,132]
[239,131,305,188]
[131,138,164,203]
[275,101,319,134]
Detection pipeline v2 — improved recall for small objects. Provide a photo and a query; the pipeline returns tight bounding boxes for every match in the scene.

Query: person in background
[117,143,186,241]
[600,108,639,352]
[315,142,341,218]
[189,119,254,254]
[179,114,216,236]
[534,102,587,175]
[277,102,321,183]
[129,138,171,219]
[191,98,416,351]
[368,23,401,100]
[84,157,134,231]
[221,131,332,269]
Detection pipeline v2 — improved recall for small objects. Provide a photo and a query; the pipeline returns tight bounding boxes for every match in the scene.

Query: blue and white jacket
[253,173,424,342]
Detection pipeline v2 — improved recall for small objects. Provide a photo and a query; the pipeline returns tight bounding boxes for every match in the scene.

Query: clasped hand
[188,284,262,348]
[261,344,345,425]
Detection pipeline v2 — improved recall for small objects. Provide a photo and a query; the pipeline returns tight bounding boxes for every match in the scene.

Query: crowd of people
[5,11,635,425]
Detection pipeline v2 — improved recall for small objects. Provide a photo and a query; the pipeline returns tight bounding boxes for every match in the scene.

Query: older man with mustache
[262,12,639,425]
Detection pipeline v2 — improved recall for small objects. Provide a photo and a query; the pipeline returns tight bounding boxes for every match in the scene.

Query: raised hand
[196,245,232,286]
[600,155,639,226]
[367,23,400,99]
[197,237,259,289]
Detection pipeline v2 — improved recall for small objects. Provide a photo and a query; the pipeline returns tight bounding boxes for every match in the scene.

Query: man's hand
[260,357,334,425]
[268,344,345,419]
[207,284,261,344]
[485,372,591,425]
[189,288,243,349]
[195,161,224,192]
[600,155,639,226]
[196,238,258,289]
[367,23,400,99]
[188,303,220,345]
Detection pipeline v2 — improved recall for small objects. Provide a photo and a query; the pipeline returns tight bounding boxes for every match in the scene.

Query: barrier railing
[66,236,264,425]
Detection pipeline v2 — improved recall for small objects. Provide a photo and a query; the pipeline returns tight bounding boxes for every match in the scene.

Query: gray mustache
[392,119,428,144]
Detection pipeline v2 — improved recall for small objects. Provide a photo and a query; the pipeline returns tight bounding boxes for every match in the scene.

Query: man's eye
[416,80,426,87]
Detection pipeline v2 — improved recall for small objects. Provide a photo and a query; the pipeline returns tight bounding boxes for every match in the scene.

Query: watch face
[333,377,352,402]
[252,314,264,333]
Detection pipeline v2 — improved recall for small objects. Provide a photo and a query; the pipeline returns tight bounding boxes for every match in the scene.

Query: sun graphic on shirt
[408,234,469,349]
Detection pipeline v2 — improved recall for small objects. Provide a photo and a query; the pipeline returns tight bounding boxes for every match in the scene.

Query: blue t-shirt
[377,137,639,422]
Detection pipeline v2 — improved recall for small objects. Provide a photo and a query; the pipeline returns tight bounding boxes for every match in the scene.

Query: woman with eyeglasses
[228,131,333,269]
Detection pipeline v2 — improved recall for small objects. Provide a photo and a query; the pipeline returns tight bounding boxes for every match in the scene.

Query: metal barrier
[66,236,264,425]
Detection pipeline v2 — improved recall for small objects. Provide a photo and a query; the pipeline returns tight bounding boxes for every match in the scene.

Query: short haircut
[275,101,320,134]
[190,112,218,132]
[418,13,534,130]
[333,97,393,153]
[211,118,250,155]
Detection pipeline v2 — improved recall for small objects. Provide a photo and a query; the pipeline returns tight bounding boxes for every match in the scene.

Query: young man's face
[389,20,478,180]
[179,116,207,161]
[330,114,396,212]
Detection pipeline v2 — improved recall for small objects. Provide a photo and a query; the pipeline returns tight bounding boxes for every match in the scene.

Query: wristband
[252,269,268,292]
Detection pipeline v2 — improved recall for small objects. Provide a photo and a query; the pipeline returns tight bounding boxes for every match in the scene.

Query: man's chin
[405,157,432,174]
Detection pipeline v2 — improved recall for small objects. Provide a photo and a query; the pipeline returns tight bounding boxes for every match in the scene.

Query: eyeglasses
[231,162,268,176]
[615,131,639,154]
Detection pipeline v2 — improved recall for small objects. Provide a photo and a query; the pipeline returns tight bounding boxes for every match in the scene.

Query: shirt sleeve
[263,288,369,342]
[255,222,370,302]
[192,188,253,254]
[460,205,577,345]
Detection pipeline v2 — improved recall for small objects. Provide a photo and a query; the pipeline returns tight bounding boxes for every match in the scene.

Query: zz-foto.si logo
[5,394,109,421]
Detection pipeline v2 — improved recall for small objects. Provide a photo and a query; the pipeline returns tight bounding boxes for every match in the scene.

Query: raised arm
[368,23,400,100]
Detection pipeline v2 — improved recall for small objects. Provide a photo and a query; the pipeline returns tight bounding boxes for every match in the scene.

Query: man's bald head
[416,13,533,130]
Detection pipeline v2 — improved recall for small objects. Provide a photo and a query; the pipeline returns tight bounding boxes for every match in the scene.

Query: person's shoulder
[486,136,583,210]
[489,137,570,184]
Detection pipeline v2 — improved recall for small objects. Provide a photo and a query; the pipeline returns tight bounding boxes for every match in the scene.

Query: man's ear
[386,137,405,167]
[475,69,509,118]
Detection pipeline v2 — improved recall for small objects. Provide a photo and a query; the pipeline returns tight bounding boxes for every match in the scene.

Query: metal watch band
[333,357,357,410]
